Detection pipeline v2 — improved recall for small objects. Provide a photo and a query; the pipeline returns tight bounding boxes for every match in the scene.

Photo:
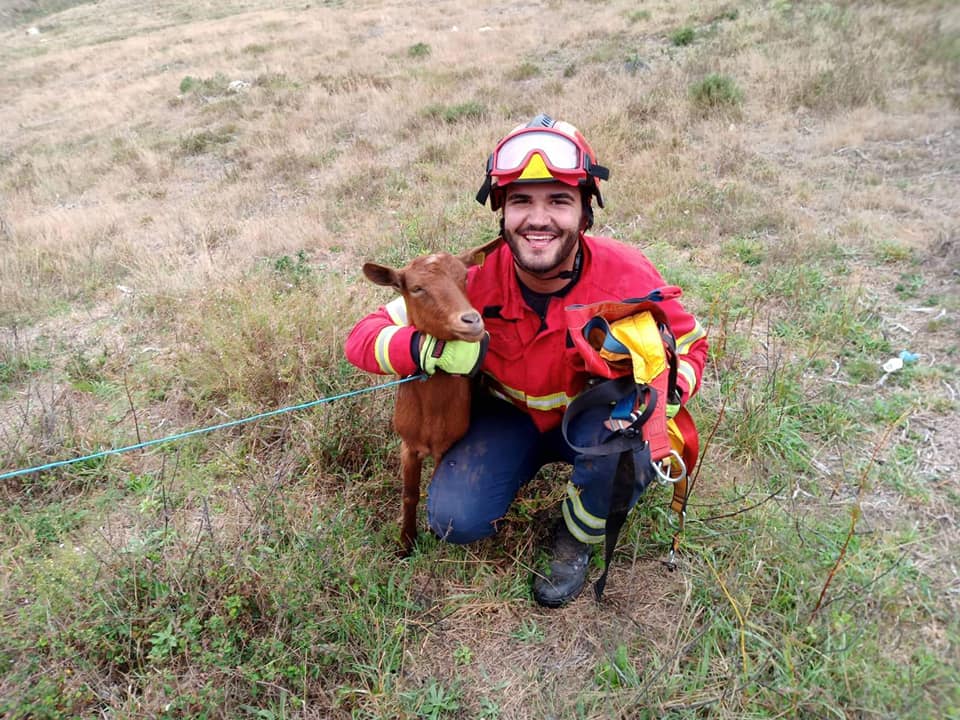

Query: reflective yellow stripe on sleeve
[678,359,697,396]
[384,296,408,325]
[675,321,704,395]
[374,325,405,375]
[676,321,705,354]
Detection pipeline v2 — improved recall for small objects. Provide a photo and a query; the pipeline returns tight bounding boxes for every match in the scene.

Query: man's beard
[503,225,580,278]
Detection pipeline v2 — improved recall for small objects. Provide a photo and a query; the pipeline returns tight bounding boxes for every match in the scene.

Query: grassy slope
[1,0,958,718]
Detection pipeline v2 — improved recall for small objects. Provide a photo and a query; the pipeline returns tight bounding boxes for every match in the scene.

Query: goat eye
[410,286,424,295]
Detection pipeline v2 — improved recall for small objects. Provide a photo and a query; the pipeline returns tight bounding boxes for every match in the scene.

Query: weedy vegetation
[1,0,958,718]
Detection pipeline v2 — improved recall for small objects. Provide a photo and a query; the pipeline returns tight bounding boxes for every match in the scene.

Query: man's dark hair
[581,188,595,231]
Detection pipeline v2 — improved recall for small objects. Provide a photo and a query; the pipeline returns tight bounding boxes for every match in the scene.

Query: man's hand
[416,332,489,377]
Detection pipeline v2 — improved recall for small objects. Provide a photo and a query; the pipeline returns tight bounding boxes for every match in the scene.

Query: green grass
[422,101,486,124]
[179,73,231,96]
[408,42,431,58]
[0,477,426,718]
[689,73,744,115]
[670,26,696,46]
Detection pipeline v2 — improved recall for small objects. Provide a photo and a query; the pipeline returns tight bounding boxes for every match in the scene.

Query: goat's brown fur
[362,239,501,555]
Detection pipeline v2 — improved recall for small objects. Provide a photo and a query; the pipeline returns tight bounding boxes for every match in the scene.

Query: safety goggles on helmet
[493,129,587,185]
[476,115,609,211]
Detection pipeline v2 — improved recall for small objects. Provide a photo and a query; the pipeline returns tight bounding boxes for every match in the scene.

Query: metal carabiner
[652,449,686,485]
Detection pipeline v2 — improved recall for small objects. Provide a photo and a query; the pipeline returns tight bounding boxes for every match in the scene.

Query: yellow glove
[415,332,489,377]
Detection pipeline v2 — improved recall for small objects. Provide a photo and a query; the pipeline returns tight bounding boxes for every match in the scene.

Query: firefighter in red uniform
[345,114,707,607]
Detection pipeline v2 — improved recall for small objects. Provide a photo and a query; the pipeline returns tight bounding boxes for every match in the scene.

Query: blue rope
[0,375,422,481]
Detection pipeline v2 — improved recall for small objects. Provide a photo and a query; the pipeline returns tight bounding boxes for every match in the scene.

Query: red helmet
[476,114,609,212]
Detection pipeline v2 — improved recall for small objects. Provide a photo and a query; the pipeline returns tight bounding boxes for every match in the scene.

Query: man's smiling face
[501,181,585,279]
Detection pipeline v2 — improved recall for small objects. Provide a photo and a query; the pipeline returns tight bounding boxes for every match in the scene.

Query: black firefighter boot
[532,520,592,608]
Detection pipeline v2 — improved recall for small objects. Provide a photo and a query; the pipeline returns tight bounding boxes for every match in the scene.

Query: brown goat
[362,239,500,555]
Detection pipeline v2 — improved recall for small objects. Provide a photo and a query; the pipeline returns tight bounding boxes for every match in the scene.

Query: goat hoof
[397,534,417,559]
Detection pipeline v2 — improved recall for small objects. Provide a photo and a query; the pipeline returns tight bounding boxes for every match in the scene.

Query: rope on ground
[0,375,421,481]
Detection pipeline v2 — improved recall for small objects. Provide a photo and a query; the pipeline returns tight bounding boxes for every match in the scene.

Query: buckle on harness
[653,449,686,485]
[603,385,654,437]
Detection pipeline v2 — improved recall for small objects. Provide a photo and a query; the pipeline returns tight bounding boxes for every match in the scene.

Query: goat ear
[458,237,503,268]
[362,262,402,290]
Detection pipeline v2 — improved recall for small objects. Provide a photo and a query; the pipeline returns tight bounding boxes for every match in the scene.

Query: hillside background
[1,1,958,718]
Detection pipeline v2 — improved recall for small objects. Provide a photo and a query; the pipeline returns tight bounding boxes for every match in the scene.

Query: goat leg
[398,442,423,557]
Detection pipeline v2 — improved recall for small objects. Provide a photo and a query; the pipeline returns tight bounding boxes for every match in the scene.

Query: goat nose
[461,310,481,326]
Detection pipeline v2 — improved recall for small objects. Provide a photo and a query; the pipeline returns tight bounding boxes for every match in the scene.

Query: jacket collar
[491,233,593,321]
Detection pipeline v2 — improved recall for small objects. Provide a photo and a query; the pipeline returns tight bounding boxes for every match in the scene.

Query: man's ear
[580,192,594,231]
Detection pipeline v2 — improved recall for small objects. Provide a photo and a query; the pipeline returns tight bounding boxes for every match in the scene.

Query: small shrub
[423,101,485,124]
[509,62,541,81]
[178,73,230,96]
[724,235,765,266]
[690,73,743,114]
[670,26,696,46]
[510,619,544,643]
[875,239,914,263]
[717,8,739,22]
[401,679,461,720]
[627,9,651,24]
[271,250,313,286]
[178,127,235,155]
[847,357,881,384]
[894,272,923,299]
[453,645,473,665]
[623,52,649,75]
[0,353,49,390]
[408,42,430,58]
[255,71,297,91]
[594,644,641,688]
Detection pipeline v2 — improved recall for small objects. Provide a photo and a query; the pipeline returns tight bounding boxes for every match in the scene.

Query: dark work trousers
[426,392,649,545]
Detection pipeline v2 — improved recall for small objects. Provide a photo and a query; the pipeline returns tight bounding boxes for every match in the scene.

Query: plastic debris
[882,357,903,373]
[899,350,919,364]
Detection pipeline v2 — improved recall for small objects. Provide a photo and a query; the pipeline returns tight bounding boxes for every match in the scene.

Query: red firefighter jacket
[344,234,707,433]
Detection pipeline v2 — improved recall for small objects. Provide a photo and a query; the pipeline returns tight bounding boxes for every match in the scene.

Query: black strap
[561,375,659,601]
[593,445,653,600]
[562,376,657,456]
[661,324,681,405]
[475,175,492,206]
